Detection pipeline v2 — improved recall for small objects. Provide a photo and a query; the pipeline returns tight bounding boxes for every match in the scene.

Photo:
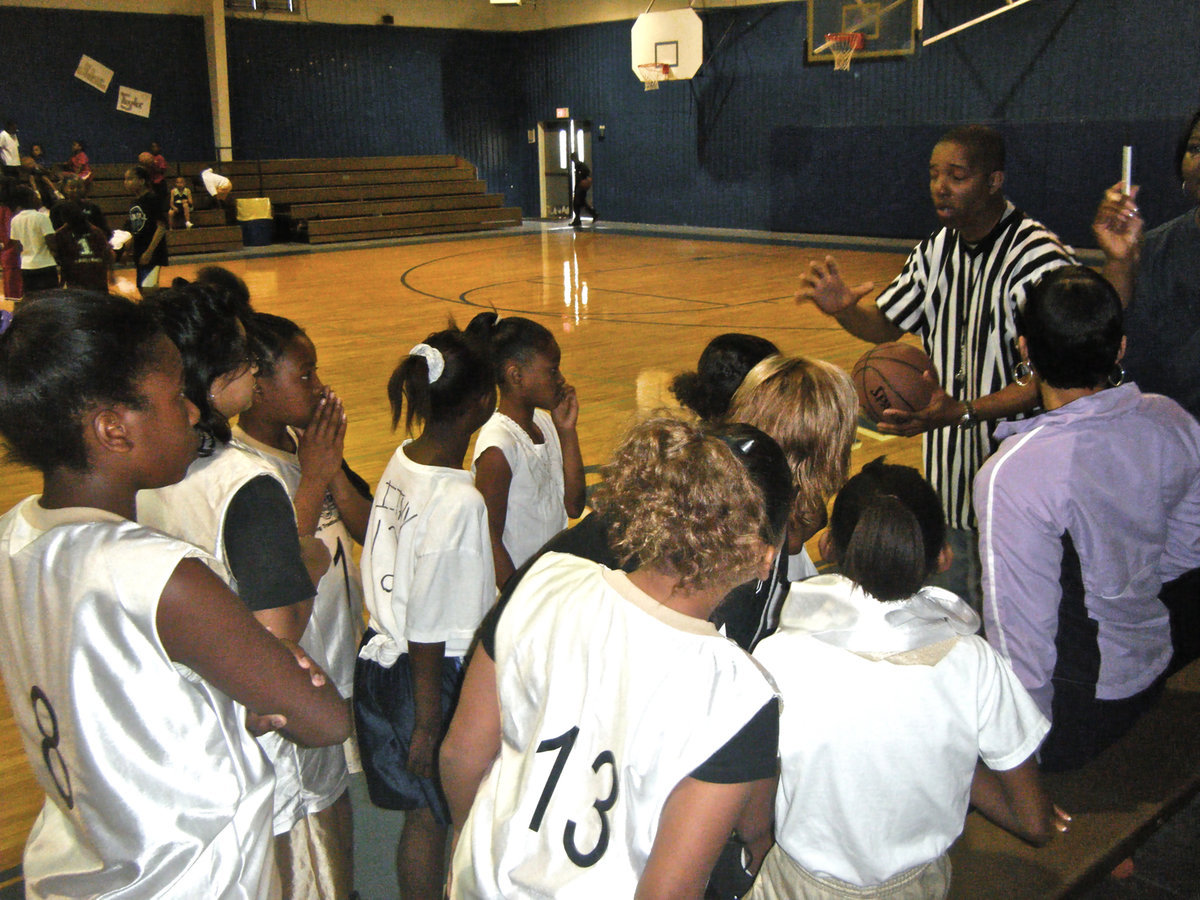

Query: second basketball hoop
[826,32,865,70]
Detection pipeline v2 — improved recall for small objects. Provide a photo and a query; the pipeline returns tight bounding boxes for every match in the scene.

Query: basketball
[137,151,154,166]
[851,342,937,423]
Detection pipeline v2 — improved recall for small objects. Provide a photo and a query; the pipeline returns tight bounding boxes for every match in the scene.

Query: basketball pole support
[922,0,1038,47]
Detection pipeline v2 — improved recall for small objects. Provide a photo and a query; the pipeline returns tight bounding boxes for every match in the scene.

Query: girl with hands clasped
[470,313,586,588]
[0,292,348,898]
[236,312,373,899]
[355,324,497,900]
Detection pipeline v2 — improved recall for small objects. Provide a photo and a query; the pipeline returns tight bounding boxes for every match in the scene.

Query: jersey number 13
[528,725,618,867]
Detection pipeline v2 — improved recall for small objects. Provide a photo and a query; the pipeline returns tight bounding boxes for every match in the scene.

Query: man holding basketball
[796,125,1074,608]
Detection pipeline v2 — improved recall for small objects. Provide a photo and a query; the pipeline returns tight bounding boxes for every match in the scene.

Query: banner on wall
[74,55,114,93]
[116,87,152,118]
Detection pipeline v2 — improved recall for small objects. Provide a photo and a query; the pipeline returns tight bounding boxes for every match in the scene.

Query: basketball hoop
[637,62,672,91]
[825,32,864,70]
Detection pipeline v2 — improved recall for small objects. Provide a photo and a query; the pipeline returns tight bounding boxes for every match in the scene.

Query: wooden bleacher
[179,155,522,246]
[949,658,1200,898]
[83,155,522,255]
[87,162,242,255]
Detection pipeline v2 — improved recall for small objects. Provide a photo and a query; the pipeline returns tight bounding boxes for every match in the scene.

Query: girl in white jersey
[471,312,586,587]
[0,291,349,899]
[138,282,344,899]
[442,417,793,899]
[749,459,1064,899]
[356,323,498,900]
[238,311,373,899]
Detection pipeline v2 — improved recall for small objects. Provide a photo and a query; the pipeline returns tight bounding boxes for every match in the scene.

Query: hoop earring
[1108,363,1126,387]
[1013,360,1033,387]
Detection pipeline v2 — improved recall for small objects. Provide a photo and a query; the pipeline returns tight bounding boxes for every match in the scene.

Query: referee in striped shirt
[796,125,1074,610]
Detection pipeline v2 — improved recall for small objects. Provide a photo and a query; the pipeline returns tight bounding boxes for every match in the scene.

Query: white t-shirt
[0,499,279,899]
[473,408,568,570]
[452,553,777,899]
[0,129,18,166]
[11,208,56,270]
[202,167,232,196]
[359,441,494,666]
[753,574,1049,887]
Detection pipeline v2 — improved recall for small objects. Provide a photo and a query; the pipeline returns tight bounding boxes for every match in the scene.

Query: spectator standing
[147,141,169,211]
[0,176,21,300]
[10,185,57,296]
[0,121,18,176]
[52,175,111,238]
[47,200,112,292]
[122,165,168,297]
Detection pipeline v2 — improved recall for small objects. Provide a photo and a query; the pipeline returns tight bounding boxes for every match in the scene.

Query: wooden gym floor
[0,224,923,879]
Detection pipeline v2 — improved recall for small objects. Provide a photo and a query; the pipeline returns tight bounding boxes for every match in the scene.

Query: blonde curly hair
[726,355,858,541]
[591,417,771,590]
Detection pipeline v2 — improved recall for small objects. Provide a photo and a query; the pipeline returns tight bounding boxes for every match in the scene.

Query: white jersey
[0,499,278,899]
[473,409,567,570]
[359,441,494,666]
[139,439,345,834]
[452,553,777,899]
[201,167,232,196]
[753,575,1049,886]
[234,427,365,698]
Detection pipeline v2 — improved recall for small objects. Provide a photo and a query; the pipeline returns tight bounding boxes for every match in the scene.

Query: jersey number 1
[528,726,619,867]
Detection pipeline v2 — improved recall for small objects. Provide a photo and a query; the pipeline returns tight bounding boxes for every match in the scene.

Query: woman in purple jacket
[975,266,1200,771]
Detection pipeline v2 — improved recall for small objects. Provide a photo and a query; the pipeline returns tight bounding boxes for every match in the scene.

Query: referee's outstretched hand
[795,254,874,317]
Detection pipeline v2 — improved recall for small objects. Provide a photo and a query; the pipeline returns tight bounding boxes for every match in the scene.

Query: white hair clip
[409,343,445,383]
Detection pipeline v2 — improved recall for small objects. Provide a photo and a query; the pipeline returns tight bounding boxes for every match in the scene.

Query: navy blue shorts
[353,633,465,824]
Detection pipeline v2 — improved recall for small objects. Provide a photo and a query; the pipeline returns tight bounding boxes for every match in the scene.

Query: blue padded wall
[224,20,529,202]
[0,7,213,165]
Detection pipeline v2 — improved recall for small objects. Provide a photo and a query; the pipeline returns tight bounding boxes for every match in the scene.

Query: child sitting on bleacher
[750,459,1064,900]
[169,176,193,229]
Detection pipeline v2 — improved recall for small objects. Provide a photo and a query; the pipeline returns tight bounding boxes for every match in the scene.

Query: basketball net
[826,32,864,71]
[637,62,671,91]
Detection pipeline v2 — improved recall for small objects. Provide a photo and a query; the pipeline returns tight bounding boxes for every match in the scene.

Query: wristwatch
[958,400,979,429]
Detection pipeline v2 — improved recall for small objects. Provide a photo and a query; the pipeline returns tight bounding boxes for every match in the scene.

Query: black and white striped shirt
[876,201,1074,530]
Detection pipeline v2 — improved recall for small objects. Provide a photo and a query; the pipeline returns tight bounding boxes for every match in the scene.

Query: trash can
[237,197,274,247]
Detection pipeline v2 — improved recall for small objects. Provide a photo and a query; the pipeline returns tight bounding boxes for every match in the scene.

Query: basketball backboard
[807,0,918,62]
[631,9,703,86]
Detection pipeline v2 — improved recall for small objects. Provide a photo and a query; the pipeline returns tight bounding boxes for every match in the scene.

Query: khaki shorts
[746,844,951,900]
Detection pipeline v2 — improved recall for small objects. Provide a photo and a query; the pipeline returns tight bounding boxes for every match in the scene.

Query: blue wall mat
[0,7,213,165]
[225,20,529,202]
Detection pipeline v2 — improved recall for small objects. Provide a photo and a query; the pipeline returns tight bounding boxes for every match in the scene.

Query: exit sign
[556,107,570,119]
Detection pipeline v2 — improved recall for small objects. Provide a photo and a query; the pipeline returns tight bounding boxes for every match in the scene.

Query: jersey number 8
[31,686,74,809]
